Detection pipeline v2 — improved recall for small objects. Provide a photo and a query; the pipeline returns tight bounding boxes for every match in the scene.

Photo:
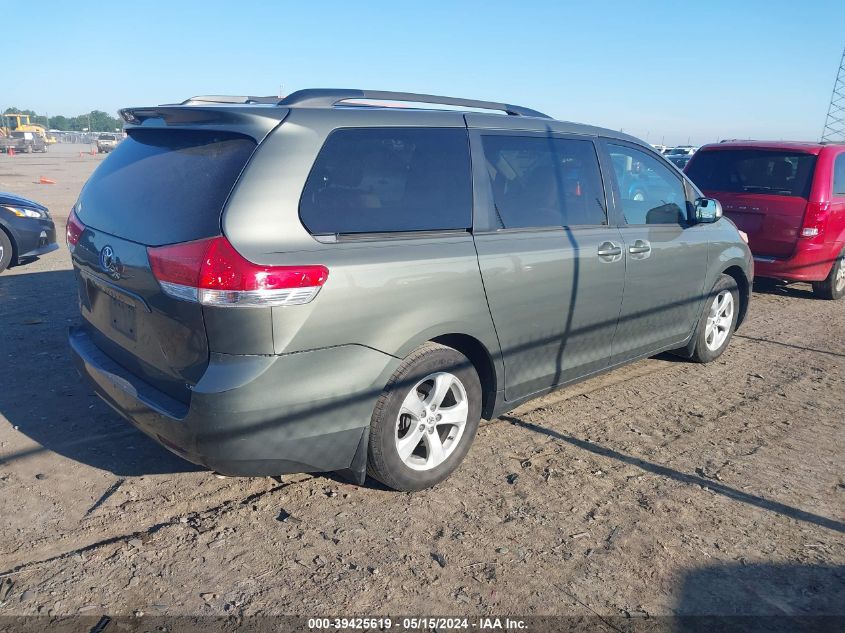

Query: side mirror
[694,197,723,223]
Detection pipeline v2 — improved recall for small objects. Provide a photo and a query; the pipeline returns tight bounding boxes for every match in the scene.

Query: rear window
[480,135,607,228]
[300,127,472,234]
[77,129,256,246]
[687,149,817,198]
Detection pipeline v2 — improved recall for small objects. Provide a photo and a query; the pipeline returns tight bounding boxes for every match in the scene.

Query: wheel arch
[430,333,499,420]
[721,264,749,329]
[0,222,18,266]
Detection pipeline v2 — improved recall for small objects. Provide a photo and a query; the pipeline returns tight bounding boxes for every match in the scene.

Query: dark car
[67,89,751,491]
[668,154,691,170]
[0,131,48,154]
[0,192,59,272]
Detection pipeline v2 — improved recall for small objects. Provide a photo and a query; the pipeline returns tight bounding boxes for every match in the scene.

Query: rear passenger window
[608,144,688,225]
[300,128,472,234]
[834,154,845,196]
[481,135,607,228]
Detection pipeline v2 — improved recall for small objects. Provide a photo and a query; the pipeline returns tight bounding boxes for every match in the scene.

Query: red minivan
[686,141,845,299]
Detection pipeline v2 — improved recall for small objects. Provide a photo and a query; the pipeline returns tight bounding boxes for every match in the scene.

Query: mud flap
[334,426,369,485]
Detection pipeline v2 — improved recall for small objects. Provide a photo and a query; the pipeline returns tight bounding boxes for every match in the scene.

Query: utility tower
[821,47,845,142]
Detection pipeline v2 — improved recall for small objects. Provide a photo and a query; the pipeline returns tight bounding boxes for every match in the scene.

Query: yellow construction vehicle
[1,113,56,143]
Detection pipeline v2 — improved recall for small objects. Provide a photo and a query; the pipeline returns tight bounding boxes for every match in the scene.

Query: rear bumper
[754,242,841,282]
[69,325,399,478]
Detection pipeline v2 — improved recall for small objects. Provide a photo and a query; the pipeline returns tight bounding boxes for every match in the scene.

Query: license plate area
[725,210,763,234]
[85,276,140,341]
[108,295,137,340]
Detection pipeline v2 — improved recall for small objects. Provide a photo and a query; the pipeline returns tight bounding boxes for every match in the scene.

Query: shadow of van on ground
[671,562,845,633]
[0,268,199,475]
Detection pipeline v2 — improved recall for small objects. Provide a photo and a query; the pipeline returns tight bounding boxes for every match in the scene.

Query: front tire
[811,248,845,300]
[0,230,14,273]
[690,274,739,363]
[367,342,481,491]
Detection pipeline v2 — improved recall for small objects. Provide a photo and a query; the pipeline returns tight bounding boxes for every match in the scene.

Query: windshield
[686,149,817,198]
[99,134,116,141]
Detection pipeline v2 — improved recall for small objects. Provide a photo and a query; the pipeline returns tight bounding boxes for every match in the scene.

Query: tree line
[3,107,123,132]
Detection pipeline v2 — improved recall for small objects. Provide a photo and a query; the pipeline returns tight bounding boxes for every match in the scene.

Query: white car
[666,145,698,156]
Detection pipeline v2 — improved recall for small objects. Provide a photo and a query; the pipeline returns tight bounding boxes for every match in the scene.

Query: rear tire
[811,248,845,300]
[367,342,481,491]
[0,230,14,273]
[690,274,739,363]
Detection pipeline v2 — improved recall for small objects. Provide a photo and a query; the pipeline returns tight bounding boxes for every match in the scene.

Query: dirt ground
[0,145,843,624]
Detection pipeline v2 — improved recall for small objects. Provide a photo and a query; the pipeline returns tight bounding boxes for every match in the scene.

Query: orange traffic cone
[7,148,14,157]
[39,177,56,185]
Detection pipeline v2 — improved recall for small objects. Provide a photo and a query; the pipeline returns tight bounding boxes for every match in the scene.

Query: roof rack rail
[277,89,550,118]
[179,95,280,105]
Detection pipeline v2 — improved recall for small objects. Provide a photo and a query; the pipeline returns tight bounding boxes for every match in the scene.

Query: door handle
[628,239,651,254]
[597,241,622,258]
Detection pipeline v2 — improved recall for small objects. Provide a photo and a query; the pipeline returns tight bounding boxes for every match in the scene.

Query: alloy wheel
[394,371,469,471]
[705,290,734,351]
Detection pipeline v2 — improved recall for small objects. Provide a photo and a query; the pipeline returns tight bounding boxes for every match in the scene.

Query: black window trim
[298,125,474,239]
[600,137,694,228]
[470,128,612,234]
[832,151,845,198]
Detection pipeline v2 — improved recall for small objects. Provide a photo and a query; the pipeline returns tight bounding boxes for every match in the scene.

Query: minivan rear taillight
[66,209,85,251]
[147,236,328,307]
[800,201,830,238]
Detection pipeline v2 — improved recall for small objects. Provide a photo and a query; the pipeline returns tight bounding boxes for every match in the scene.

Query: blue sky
[7,0,844,145]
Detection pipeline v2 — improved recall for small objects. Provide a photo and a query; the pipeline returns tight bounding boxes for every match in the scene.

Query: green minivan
[68,89,752,491]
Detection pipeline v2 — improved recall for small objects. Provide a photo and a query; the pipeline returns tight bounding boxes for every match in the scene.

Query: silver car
[67,89,752,491]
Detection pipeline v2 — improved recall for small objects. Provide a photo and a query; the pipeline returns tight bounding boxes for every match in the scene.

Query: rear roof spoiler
[118,105,289,142]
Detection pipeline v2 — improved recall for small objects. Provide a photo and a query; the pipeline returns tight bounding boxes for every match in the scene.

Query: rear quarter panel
[267,234,501,364]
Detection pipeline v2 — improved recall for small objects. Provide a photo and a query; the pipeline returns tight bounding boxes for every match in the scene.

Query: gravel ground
[0,145,843,623]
